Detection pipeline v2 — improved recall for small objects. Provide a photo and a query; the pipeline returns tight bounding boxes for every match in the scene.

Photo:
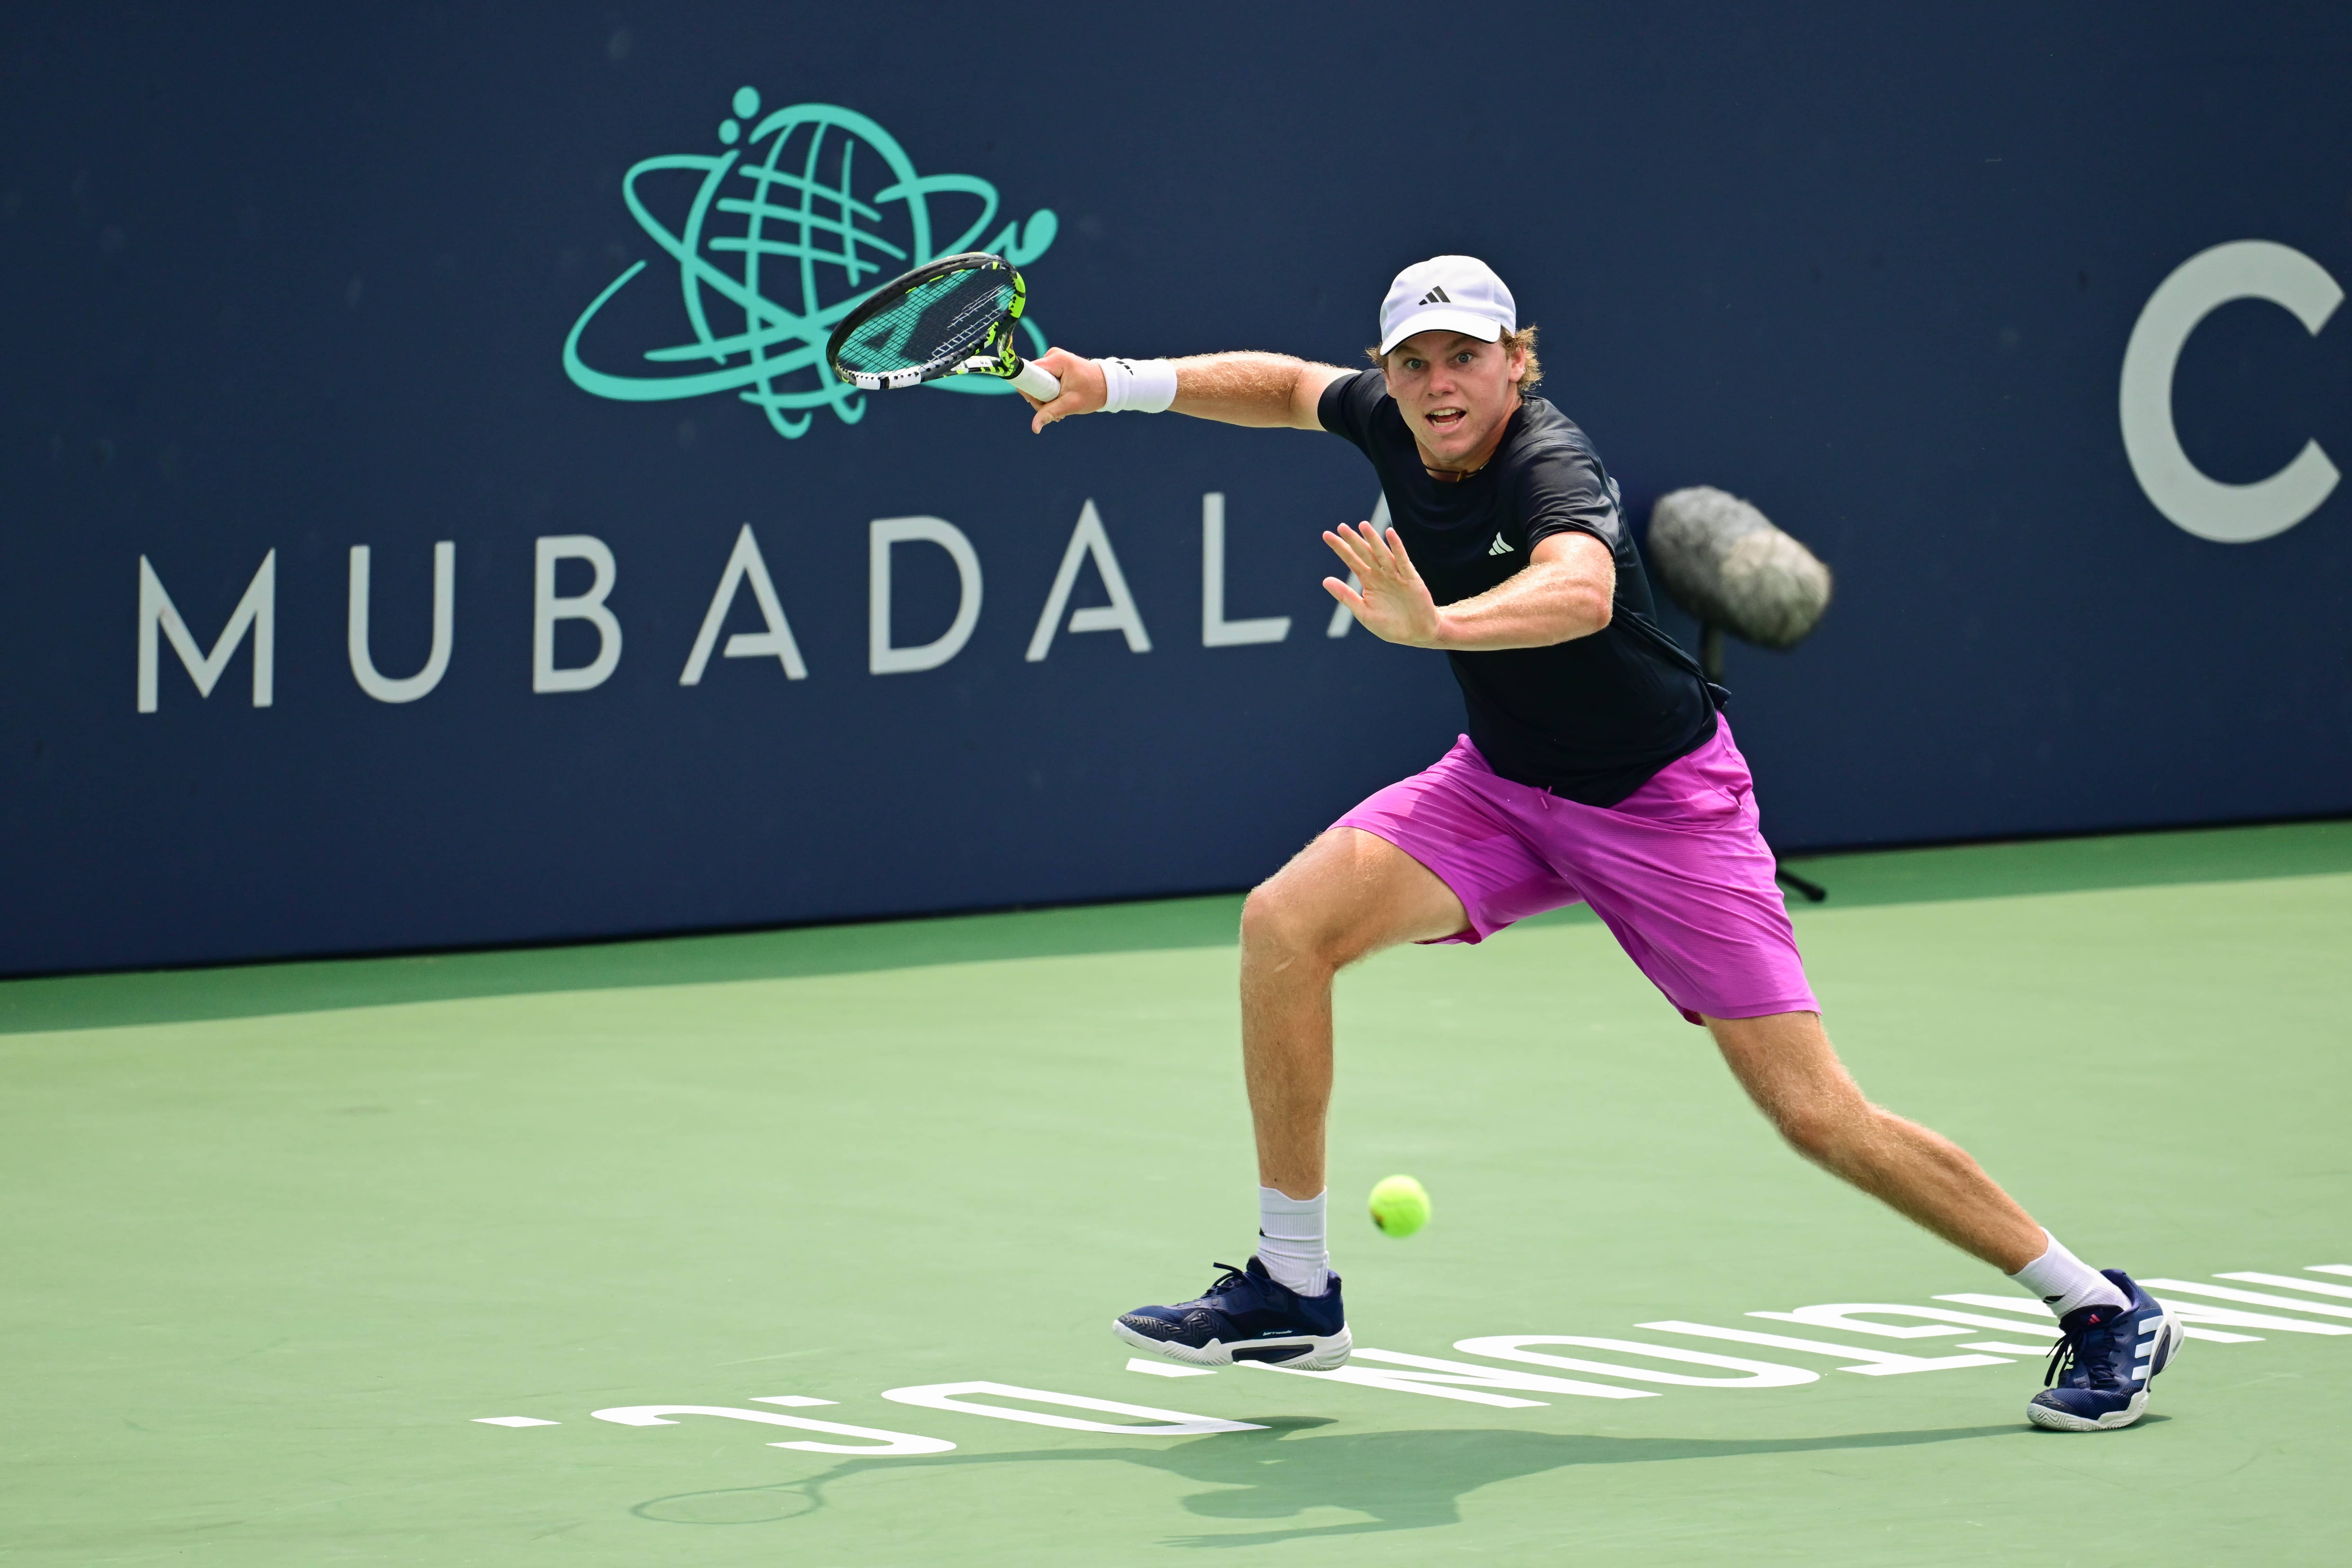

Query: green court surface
[5,822,2350,1565]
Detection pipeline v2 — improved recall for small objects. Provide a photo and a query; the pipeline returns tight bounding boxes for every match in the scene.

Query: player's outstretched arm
[1167,353,1351,429]
[1022,349,1348,435]
[1324,526,1615,650]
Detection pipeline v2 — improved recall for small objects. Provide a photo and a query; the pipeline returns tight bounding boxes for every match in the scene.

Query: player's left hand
[1323,522,1445,648]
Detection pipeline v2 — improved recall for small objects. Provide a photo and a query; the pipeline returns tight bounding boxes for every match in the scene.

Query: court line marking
[470,1257,2352,1450]
[1126,1358,1218,1378]
[2219,1271,2352,1300]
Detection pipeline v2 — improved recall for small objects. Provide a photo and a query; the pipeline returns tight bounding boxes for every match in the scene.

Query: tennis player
[1019,256,2178,1432]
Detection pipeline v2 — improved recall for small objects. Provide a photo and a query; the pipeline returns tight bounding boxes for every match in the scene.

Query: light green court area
[5,822,2350,1565]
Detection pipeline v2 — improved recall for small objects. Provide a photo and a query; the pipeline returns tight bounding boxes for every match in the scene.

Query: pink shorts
[1333,716,1817,1024]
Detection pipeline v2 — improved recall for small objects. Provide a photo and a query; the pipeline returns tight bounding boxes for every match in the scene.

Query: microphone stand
[1701,619,1827,905]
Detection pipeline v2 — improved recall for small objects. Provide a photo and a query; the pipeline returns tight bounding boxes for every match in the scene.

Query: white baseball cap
[1378,255,1517,355]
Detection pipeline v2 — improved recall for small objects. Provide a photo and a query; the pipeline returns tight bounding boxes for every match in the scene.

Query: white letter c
[2120,239,2341,543]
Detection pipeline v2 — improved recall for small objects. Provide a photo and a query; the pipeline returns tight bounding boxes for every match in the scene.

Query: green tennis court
[6,822,2350,1565]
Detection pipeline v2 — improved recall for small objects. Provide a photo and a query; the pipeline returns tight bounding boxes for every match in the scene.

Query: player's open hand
[1323,522,1444,648]
[1022,348,1107,432]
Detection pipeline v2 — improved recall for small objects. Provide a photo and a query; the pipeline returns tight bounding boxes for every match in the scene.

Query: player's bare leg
[1239,827,1467,1200]
[1705,1010,2045,1269]
[1108,828,1459,1370]
[1706,1009,2181,1428]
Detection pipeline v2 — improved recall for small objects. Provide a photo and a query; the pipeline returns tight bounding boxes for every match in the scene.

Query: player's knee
[1241,880,1343,973]
[1239,881,1308,958]
[1767,1098,1858,1165]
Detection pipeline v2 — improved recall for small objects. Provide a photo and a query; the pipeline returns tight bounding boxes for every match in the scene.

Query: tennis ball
[1368,1175,1430,1237]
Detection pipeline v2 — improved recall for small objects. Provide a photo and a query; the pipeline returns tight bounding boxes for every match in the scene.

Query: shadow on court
[630,1416,2024,1546]
[6,818,2344,1033]
[0,893,1250,1034]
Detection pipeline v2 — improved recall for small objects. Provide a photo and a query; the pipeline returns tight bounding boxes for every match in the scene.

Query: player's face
[1383,330,1528,470]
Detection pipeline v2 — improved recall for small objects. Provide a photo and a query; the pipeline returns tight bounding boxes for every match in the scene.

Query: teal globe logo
[563,89,1057,441]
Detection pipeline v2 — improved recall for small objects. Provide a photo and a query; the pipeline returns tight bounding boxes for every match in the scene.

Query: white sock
[2007,1230,2130,1316]
[1256,1187,1330,1297]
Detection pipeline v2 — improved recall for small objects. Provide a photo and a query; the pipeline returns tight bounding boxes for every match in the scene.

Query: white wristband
[1097,357,1178,413]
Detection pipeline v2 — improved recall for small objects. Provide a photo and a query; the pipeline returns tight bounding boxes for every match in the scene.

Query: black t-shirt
[1318,369,1719,806]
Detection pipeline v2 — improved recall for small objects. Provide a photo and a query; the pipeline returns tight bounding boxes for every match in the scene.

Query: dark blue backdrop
[4,3,2348,975]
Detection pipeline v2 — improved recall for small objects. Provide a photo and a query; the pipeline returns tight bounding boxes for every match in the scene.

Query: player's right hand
[1023,348,1107,432]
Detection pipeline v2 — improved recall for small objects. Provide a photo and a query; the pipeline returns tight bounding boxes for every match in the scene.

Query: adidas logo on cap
[1380,256,1517,355]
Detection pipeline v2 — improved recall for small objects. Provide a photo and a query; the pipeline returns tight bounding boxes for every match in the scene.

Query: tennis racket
[825,251,1061,400]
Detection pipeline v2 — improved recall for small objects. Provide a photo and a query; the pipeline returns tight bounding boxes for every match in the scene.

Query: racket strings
[835,272,1014,375]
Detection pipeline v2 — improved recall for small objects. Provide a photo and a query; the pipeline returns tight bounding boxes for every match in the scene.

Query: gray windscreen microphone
[1645,486,1833,678]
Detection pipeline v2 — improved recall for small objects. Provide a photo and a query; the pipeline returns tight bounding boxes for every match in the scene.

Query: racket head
[826,251,1029,390]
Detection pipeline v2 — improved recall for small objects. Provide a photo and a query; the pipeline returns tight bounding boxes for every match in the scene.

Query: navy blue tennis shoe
[1113,1258,1351,1370]
[2027,1269,2184,1431]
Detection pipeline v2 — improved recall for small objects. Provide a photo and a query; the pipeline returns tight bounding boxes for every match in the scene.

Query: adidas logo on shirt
[1419,286,1452,305]
[1488,534,1515,556]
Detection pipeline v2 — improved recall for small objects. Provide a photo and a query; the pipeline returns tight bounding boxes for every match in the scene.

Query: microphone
[1644,486,1833,680]
[1644,487,1836,904]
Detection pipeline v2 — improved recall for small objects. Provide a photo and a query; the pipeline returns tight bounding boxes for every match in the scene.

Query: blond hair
[1368,324,1542,393]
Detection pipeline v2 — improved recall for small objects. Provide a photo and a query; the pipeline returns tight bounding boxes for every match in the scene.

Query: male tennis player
[1018,256,2178,1432]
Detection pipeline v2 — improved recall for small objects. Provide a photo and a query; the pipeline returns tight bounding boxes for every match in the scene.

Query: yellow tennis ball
[1368,1175,1430,1237]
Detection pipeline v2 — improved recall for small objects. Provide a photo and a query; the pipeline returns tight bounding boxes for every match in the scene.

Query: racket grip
[1012,357,1061,401]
